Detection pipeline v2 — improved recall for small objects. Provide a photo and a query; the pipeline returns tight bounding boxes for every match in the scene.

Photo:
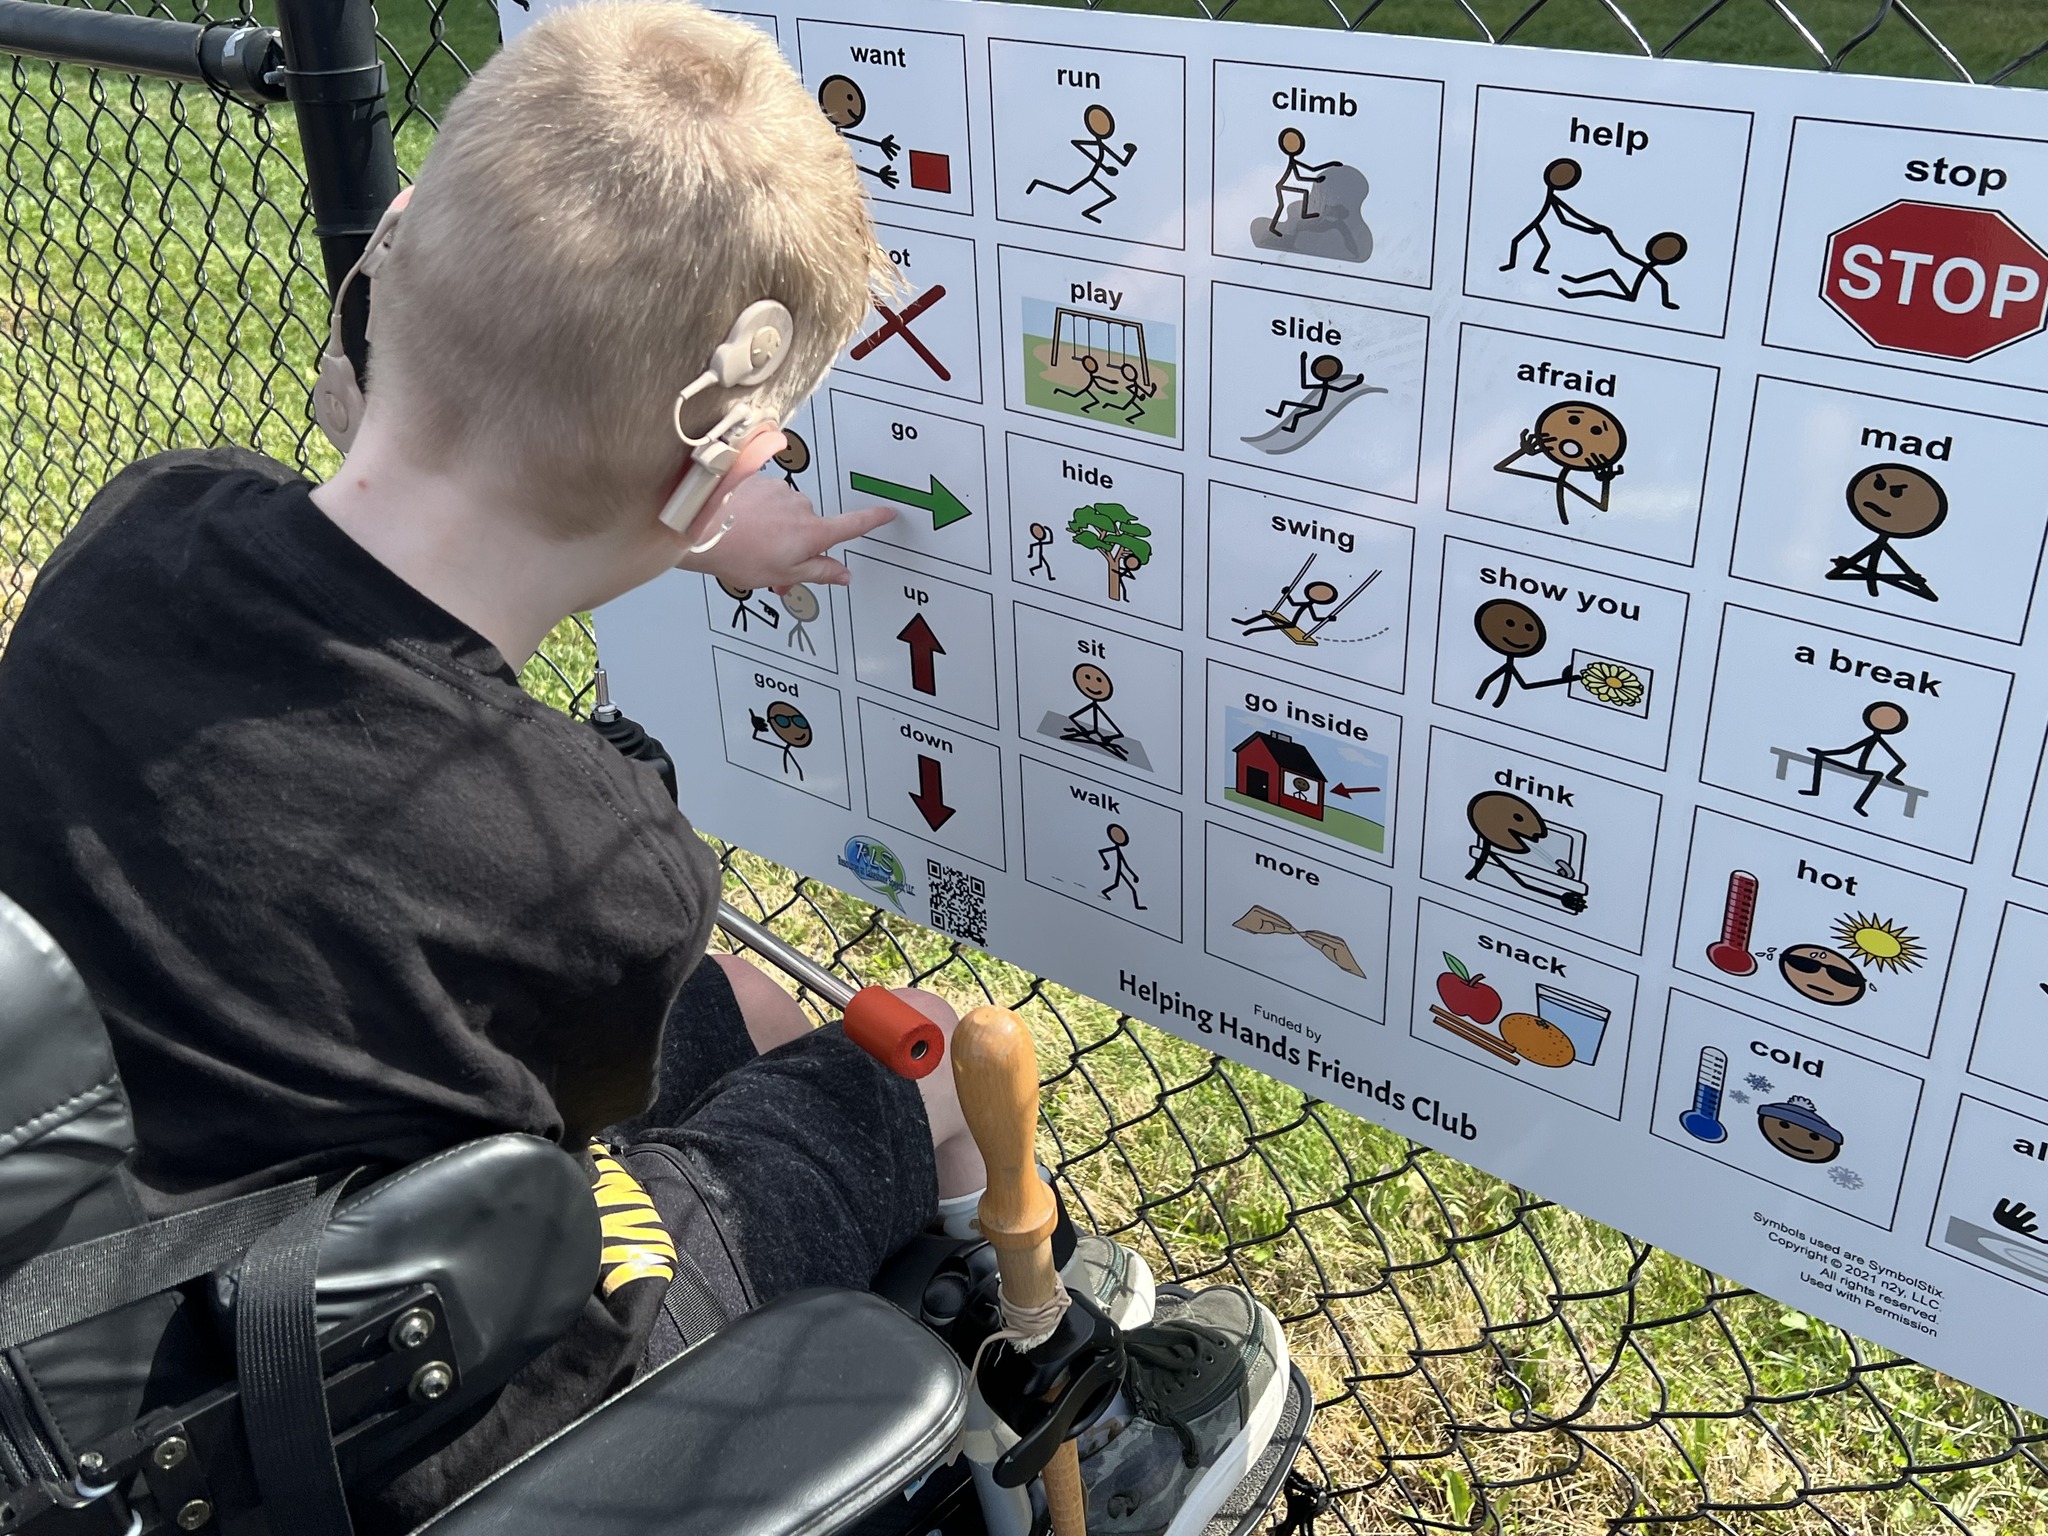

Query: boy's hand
[676,476,895,590]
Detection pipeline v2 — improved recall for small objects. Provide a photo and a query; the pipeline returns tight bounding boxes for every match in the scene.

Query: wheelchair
[0,879,1313,1536]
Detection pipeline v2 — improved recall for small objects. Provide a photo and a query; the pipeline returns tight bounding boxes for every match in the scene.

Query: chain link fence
[3,0,2047,1530]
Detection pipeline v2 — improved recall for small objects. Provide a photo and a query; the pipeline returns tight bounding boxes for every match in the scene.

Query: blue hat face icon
[1757,1094,1843,1164]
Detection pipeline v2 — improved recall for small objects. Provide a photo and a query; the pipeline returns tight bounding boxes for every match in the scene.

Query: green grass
[3,2,2047,1530]
[1225,785,1385,852]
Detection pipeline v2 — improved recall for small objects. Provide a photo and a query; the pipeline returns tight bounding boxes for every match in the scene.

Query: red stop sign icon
[1823,199,2048,361]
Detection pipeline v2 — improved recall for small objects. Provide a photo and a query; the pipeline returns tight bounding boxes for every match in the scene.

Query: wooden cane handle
[953,1005,1058,1268]
[951,1006,1087,1536]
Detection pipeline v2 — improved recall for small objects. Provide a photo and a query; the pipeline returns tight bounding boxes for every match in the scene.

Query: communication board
[536,0,2048,1408]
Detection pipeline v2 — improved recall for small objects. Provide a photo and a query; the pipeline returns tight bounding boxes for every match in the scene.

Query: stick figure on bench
[1799,701,1912,817]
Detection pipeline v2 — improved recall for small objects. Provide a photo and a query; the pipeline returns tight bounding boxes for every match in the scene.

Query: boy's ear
[658,423,788,553]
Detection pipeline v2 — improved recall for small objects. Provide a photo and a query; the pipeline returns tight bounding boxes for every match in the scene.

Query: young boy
[0,6,1284,1532]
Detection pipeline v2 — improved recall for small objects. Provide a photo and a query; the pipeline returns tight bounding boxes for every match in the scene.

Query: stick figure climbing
[1826,463,1947,602]
[1098,822,1146,909]
[1270,126,1339,236]
[1026,103,1136,224]
[817,74,900,188]
[1473,598,1578,708]
[1799,701,1911,817]
[1493,401,1627,525]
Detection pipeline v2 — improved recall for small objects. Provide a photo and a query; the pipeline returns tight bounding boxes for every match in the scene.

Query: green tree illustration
[1066,502,1153,604]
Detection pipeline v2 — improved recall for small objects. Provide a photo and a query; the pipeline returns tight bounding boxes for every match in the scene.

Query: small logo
[839,834,914,911]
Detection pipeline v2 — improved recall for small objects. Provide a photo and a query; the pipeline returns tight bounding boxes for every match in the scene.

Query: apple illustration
[1436,953,1502,1025]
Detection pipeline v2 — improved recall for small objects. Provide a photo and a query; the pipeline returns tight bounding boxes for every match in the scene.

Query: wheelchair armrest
[416,1288,969,1536]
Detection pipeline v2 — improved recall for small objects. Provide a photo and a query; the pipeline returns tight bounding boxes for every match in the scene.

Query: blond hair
[367,0,889,535]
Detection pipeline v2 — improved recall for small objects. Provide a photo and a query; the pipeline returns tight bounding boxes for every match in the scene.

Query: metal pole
[0,0,284,102]
[270,0,399,380]
[714,903,858,1010]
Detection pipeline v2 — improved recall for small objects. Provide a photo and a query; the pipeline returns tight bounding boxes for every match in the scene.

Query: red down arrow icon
[910,754,957,830]
[897,612,944,695]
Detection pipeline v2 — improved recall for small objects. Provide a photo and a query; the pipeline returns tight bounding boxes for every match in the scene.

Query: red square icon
[908,150,951,194]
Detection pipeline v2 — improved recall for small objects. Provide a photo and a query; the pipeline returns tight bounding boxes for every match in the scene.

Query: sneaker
[1065,1232,1156,1330]
[1077,1285,1289,1536]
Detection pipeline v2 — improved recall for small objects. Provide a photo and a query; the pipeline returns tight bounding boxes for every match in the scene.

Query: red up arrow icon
[910,754,957,830]
[897,612,944,695]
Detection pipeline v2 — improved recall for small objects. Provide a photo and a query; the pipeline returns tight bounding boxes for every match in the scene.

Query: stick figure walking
[1026,104,1136,224]
[1800,701,1911,817]
[1098,822,1146,909]
[1473,598,1577,708]
[1026,522,1056,581]
[1270,126,1339,236]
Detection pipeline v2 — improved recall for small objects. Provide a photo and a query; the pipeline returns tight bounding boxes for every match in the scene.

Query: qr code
[927,859,988,945]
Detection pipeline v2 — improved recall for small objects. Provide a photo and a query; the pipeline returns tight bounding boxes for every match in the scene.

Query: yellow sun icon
[1578,660,1644,709]
[1832,913,1924,973]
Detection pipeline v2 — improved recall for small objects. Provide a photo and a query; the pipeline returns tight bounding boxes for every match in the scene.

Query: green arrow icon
[849,471,973,530]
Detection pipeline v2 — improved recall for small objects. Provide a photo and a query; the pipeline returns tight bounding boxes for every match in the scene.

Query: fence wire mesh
[2,0,2047,1531]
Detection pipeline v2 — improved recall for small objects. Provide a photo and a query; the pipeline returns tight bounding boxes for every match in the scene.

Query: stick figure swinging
[1826,463,1947,603]
[1026,104,1137,224]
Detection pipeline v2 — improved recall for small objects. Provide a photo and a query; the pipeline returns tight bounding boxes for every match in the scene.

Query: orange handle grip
[843,986,945,1079]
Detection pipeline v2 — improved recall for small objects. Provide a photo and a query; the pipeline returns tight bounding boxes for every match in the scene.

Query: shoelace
[1122,1320,1240,1469]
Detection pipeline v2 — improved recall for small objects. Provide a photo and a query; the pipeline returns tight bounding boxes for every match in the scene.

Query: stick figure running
[1561,231,1688,311]
[1473,598,1577,708]
[1267,353,1363,433]
[1800,701,1911,818]
[1026,104,1136,224]
[1115,360,1158,424]
[1098,823,1146,909]
[817,75,900,188]
[1026,522,1056,581]
[1826,463,1947,602]
[1270,126,1339,236]
[1054,354,1121,414]
[1500,158,1612,274]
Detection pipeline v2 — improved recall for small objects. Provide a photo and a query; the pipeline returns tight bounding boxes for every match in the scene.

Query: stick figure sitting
[1270,126,1339,236]
[1473,598,1577,708]
[1061,662,1127,760]
[1826,463,1947,603]
[1800,701,1910,818]
[1098,822,1146,909]
[1025,104,1136,224]
[817,75,900,188]
[1267,352,1362,433]
[1561,231,1687,311]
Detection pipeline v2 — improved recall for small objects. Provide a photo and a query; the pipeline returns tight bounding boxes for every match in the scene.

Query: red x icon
[851,285,950,380]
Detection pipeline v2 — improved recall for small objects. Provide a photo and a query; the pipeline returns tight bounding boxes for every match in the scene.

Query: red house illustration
[1232,730,1327,820]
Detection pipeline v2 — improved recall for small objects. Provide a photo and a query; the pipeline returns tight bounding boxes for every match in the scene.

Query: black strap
[0,1178,317,1349]
[236,1177,355,1536]
[658,1249,733,1350]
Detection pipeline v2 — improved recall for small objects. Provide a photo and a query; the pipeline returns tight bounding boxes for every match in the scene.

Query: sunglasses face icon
[1783,952,1860,987]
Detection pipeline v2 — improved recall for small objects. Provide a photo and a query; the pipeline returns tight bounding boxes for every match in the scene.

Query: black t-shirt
[0,448,721,1201]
